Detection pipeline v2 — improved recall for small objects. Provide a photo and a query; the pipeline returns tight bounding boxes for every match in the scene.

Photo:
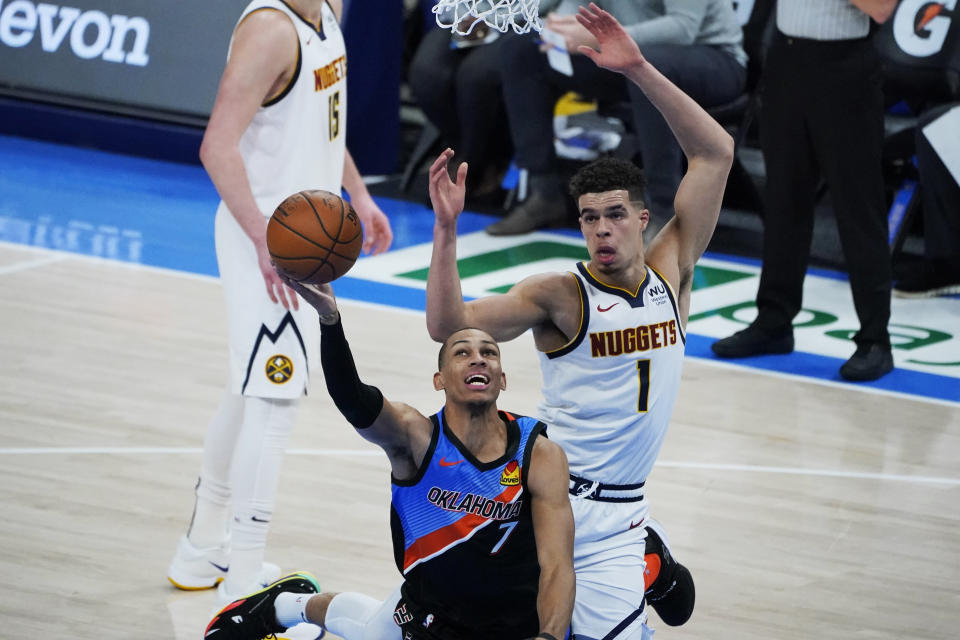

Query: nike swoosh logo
[251,515,270,523]
[597,303,618,312]
[439,457,462,467]
[629,519,644,530]
[209,561,229,572]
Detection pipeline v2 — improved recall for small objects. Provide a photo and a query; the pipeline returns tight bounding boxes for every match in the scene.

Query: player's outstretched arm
[282,278,431,479]
[576,3,733,320]
[527,436,575,640]
[425,149,552,343]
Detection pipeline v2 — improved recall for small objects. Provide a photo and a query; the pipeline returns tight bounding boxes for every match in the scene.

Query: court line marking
[2,240,957,407]
[0,446,957,486]
[0,252,69,275]
[690,356,960,409]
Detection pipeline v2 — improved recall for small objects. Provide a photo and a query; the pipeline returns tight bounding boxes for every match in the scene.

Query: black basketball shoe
[204,571,321,639]
[644,520,695,626]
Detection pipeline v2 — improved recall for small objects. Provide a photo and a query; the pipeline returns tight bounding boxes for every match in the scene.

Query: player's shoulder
[325,0,344,22]
[235,3,298,41]
[510,270,580,304]
[526,434,569,493]
[230,4,299,70]
[530,431,566,464]
[644,232,683,292]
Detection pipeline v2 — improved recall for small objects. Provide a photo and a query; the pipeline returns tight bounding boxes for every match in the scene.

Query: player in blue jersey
[205,280,575,640]
[425,5,733,639]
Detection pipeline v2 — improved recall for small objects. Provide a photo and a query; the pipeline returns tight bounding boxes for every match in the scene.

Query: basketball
[267,190,364,284]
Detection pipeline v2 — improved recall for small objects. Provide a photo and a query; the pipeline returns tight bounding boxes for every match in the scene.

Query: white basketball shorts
[215,204,319,399]
[570,495,651,640]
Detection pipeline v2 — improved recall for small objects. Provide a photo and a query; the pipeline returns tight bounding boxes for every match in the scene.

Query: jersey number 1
[637,359,650,413]
[329,91,340,141]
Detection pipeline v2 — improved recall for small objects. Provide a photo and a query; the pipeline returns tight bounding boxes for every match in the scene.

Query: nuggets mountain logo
[265,355,293,384]
[500,460,520,486]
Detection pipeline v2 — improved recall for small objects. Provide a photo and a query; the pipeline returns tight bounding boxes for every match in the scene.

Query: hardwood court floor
[1,243,958,639]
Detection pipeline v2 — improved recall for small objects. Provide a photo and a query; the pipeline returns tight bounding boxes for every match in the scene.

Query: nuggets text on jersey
[589,319,678,358]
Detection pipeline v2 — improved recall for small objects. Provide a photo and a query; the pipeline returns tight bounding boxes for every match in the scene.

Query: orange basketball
[267,190,363,284]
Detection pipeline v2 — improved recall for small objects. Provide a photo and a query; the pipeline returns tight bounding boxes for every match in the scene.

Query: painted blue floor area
[2,134,958,404]
[0,134,497,276]
[685,334,958,400]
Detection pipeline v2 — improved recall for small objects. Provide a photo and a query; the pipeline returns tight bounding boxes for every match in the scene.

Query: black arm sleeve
[319,317,384,429]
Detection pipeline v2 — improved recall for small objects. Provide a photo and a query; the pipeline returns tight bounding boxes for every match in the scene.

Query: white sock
[275,592,311,628]
[325,587,403,640]
[225,396,298,592]
[188,391,244,548]
[223,546,265,595]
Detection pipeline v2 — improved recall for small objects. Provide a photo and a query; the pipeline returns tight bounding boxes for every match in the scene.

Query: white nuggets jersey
[537,262,686,485]
[216,0,346,399]
[235,0,347,212]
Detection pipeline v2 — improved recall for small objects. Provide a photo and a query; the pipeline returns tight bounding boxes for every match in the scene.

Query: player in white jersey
[425,5,733,639]
[167,0,392,603]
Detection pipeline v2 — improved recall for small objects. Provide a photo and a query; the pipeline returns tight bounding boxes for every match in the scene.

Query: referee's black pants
[755,31,891,349]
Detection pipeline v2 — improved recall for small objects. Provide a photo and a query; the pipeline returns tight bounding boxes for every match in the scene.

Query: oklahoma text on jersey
[426,487,524,520]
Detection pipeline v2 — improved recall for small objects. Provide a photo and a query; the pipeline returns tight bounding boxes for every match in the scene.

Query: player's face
[578,190,649,272]
[434,329,506,406]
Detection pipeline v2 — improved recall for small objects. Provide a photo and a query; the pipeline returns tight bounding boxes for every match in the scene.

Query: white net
[432,0,543,35]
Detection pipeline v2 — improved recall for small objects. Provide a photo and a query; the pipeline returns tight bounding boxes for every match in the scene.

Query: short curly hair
[568,157,646,207]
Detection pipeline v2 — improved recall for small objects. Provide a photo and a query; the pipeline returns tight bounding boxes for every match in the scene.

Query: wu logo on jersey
[648,283,669,306]
[500,460,521,486]
[265,355,293,384]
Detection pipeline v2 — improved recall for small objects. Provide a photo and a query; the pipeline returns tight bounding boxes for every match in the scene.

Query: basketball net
[432,0,543,35]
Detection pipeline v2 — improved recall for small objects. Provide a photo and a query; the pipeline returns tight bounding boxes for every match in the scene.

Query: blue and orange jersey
[390,408,544,635]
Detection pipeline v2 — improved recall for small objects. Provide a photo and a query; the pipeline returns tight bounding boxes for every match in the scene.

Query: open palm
[428,148,467,226]
[575,3,645,75]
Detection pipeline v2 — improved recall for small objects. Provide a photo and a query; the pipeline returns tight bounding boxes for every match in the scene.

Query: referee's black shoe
[644,520,695,626]
[711,321,794,358]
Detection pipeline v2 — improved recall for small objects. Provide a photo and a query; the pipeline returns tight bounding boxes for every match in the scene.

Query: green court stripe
[397,241,589,281]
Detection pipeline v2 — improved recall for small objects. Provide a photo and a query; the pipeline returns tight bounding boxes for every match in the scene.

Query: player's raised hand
[352,194,393,255]
[429,148,467,227]
[545,13,599,54]
[277,274,337,318]
[575,3,645,75]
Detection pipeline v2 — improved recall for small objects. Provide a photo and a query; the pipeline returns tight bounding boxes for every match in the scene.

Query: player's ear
[500,372,507,391]
[433,371,444,391]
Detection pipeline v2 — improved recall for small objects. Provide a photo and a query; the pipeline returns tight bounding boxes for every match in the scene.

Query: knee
[409,30,455,98]
[498,32,542,67]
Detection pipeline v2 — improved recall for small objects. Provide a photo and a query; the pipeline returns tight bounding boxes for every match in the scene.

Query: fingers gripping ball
[267,190,364,284]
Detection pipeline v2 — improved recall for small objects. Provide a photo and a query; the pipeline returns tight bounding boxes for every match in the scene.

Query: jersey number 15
[329,90,340,141]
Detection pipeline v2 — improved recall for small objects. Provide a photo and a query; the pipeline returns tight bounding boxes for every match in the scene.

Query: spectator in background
[487,0,746,236]
[893,101,960,298]
[712,0,897,382]
[407,0,561,202]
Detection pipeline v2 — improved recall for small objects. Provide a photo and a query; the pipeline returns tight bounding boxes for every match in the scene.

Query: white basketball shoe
[216,561,284,606]
[167,535,281,594]
[167,535,230,590]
